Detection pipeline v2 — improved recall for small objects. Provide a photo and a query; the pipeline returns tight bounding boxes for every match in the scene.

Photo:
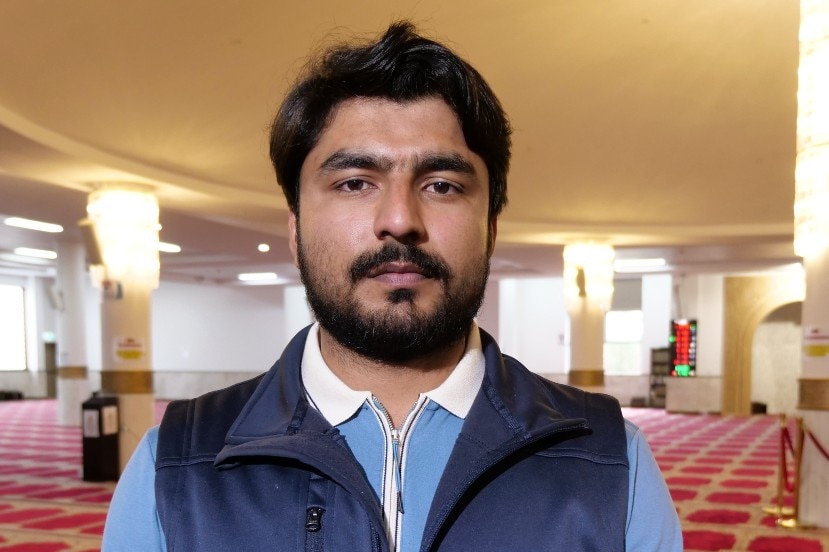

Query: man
[103,22,682,551]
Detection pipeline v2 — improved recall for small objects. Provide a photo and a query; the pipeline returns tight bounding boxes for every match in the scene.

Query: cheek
[431,214,490,254]
[301,210,369,260]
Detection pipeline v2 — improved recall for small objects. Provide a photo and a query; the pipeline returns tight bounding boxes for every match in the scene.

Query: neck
[318,328,467,427]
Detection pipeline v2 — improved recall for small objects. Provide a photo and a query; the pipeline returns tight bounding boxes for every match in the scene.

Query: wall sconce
[794,0,829,258]
[81,185,160,289]
[563,242,615,312]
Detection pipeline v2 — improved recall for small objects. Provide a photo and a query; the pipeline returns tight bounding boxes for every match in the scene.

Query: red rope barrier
[781,458,793,493]
[780,426,796,493]
[782,426,796,456]
[805,428,829,462]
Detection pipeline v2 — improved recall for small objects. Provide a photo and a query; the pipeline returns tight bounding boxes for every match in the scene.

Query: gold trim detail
[568,370,604,387]
[798,379,829,411]
[101,371,154,394]
[57,366,88,379]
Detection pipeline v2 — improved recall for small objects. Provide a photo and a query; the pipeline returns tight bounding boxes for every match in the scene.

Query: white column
[568,301,607,387]
[55,241,91,425]
[641,274,672,376]
[100,282,155,472]
[563,243,614,388]
[798,250,829,528]
[792,0,829,528]
[283,284,313,344]
[86,185,159,472]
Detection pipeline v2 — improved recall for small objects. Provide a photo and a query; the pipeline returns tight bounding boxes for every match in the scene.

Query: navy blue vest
[156,328,629,551]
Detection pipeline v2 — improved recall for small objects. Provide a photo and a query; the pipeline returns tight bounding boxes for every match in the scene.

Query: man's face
[289,96,495,363]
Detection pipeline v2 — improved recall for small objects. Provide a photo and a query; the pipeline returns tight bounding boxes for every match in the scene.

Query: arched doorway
[751,302,802,414]
[722,273,804,415]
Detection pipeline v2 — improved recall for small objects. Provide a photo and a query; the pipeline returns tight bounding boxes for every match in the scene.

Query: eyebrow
[319,150,477,177]
[415,153,476,176]
[320,151,393,172]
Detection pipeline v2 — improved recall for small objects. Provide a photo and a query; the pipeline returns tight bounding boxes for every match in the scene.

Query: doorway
[751,302,801,414]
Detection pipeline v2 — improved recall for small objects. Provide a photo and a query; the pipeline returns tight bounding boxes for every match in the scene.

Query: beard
[296,232,489,364]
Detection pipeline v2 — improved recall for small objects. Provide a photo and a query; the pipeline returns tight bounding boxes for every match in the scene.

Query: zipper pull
[391,429,404,514]
[305,507,324,532]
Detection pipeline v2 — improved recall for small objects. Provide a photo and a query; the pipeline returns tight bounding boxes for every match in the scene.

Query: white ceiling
[0,0,803,285]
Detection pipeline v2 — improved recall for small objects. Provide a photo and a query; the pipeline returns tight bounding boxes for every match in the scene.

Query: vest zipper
[304,507,324,552]
[305,507,324,532]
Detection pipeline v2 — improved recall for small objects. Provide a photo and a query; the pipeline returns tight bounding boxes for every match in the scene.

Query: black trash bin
[81,392,120,481]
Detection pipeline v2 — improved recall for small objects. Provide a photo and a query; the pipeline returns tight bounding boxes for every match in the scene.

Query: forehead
[307,96,475,163]
[327,95,459,127]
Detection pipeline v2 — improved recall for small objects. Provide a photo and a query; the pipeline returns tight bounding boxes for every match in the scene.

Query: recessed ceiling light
[614,258,667,272]
[258,243,270,253]
[14,247,58,260]
[4,217,64,233]
[238,272,278,282]
[158,242,181,253]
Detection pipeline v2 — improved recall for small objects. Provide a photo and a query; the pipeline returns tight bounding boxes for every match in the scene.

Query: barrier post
[763,414,793,519]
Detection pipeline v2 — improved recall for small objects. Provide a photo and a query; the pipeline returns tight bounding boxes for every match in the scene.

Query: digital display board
[669,319,697,376]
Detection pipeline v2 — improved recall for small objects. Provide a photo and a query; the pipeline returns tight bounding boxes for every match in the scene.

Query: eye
[336,178,371,192]
[426,180,459,195]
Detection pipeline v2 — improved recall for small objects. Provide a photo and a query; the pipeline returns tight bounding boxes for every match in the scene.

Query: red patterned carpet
[624,407,829,552]
[0,400,166,552]
[1,400,828,551]
[0,399,111,551]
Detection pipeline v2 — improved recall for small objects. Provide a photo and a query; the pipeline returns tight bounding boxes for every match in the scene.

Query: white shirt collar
[301,322,485,426]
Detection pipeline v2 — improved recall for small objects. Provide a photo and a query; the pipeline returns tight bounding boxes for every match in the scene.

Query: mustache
[349,243,452,283]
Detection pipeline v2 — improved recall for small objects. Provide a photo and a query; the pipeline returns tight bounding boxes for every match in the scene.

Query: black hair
[269,21,512,218]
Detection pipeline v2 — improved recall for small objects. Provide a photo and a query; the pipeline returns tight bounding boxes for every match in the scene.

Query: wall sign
[114,337,145,361]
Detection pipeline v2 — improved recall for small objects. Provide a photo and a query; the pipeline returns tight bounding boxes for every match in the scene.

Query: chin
[387,288,416,304]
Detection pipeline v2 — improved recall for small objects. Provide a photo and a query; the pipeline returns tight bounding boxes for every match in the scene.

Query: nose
[373,183,426,245]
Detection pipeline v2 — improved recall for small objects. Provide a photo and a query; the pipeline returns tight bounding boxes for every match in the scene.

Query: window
[0,284,27,371]
[604,310,643,376]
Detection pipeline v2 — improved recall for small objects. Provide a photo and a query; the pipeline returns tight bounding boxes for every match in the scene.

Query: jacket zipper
[391,428,404,514]
[371,396,429,552]
[372,398,405,515]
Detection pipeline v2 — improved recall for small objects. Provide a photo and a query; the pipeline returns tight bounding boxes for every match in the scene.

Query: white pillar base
[116,393,156,473]
[56,376,90,426]
[799,410,829,529]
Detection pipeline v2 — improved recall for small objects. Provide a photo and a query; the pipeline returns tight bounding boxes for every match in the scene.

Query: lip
[365,261,430,285]
[366,261,424,277]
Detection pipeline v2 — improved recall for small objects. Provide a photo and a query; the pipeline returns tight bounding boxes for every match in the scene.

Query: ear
[288,210,299,267]
[486,217,498,258]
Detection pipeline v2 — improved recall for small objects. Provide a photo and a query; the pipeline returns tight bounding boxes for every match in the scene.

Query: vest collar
[221,325,592,446]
